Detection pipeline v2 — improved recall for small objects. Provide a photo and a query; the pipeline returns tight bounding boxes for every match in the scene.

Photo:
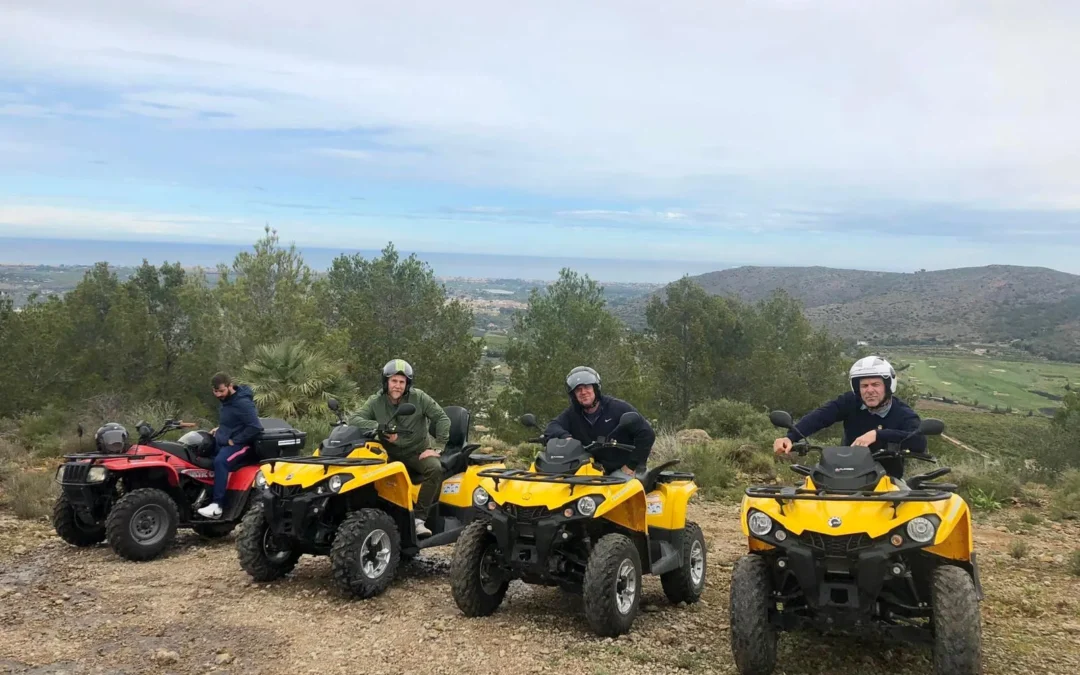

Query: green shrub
[1008,539,1029,560]
[1,468,57,520]
[1020,511,1042,525]
[675,443,737,496]
[1069,550,1080,577]
[951,461,1028,509]
[684,399,773,441]
[1050,469,1080,520]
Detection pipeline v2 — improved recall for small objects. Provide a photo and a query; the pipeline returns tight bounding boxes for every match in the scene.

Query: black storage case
[253,418,307,460]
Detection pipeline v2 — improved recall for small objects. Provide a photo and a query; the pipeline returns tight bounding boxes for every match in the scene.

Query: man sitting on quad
[197,372,264,519]
[347,359,451,538]
[543,366,655,477]
[773,356,927,479]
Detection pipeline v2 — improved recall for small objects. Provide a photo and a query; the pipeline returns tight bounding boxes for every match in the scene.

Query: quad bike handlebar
[789,441,936,463]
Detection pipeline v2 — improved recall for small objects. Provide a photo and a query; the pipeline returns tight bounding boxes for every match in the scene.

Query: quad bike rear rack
[261,455,387,475]
[478,467,628,495]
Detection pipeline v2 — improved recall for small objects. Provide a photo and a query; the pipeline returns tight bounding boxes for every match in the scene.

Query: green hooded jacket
[346,387,450,458]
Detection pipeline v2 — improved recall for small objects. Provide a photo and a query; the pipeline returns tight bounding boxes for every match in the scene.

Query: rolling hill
[621,265,1080,362]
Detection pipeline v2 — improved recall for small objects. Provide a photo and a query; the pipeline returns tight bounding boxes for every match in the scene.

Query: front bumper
[259,487,331,542]
[485,503,596,582]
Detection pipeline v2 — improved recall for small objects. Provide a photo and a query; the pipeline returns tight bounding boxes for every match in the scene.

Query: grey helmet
[382,359,414,395]
[566,366,601,406]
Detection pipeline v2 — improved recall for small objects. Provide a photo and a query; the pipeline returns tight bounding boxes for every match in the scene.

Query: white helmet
[849,356,897,396]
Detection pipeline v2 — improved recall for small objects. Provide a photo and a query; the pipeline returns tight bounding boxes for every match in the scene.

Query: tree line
[0,228,851,435]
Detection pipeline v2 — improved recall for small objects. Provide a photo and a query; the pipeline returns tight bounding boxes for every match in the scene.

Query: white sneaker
[414,518,432,538]
[197,503,223,519]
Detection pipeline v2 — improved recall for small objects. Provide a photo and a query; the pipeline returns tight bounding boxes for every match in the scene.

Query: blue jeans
[212,443,252,505]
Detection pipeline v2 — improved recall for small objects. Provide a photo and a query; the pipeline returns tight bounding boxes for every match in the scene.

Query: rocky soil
[1,502,1078,675]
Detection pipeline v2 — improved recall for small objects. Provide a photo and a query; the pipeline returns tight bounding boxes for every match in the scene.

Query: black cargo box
[253,418,307,460]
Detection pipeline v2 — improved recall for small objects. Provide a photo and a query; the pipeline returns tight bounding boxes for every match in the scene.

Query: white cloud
[1,1,1079,210]
[0,203,256,239]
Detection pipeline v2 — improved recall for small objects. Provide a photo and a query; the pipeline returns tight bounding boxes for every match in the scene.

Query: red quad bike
[53,417,306,561]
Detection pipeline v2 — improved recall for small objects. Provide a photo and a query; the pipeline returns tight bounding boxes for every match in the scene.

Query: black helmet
[95,423,128,454]
[178,430,216,458]
[566,366,601,406]
[382,359,414,395]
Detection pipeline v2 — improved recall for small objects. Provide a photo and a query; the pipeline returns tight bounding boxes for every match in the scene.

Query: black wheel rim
[129,504,169,545]
[262,528,293,564]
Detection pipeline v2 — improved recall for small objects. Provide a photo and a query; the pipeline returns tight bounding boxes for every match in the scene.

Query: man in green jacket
[347,359,450,537]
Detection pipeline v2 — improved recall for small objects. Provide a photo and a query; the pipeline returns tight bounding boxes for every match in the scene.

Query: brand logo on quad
[828,517,842,528]
[285,473,294,481]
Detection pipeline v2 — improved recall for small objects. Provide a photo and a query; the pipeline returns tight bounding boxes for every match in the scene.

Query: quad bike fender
[226,465,260,491]
[925,497,973,561]
[645,481,698,531]
[440,463,506,509]
[594,482,648,533]
[100,458,181,488]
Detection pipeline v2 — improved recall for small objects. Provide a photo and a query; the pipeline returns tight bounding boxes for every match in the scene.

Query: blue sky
[2,1,1079,273]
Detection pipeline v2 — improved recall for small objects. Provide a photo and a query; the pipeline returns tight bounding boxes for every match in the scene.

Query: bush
[684,399,774,441]
[1008,539,1029,560]
[1020,511,1042,525]
[1069,550,1080,577]
[1050,469,1080,520]
[951,461,1029,509]
[673,443,738,496]
[1,468,57,520]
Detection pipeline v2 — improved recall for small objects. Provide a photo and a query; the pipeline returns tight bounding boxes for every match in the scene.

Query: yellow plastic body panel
[439,462,507,509]
[479,463,652,533]
[740,475,973,561]
[645,480,698,531]
[261,442,415,510]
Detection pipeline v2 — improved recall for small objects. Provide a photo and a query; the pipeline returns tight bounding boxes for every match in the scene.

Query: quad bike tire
[661,520,706,604]
[193,522,237,539]
[105,488,179,561]
[583,533,643,637]
[450,520,509,617]
[52,493,106,547]
[330,509,401,599]
[729,554,777,675]
[931,565,982,675]
[236,505,300,581]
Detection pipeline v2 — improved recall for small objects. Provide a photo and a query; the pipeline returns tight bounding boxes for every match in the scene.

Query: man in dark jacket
[774,356,926,478]
[197,372,263,519]
[543,366,655,477]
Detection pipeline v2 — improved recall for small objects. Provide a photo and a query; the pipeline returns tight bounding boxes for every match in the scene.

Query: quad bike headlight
[86,466,108,483]
[748,511,774,537]
[473,487,490,507]
[576,496,597,517]
[906,517,936,543]
[328,474,344,493]
[254,472,268,489]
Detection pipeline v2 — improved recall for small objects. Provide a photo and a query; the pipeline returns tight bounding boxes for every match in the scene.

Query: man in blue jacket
[197,372,263,519]
[544,366,655,477]
[774,356,926,478]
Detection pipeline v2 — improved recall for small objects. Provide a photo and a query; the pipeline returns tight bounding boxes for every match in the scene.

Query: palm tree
[242,340,358,419]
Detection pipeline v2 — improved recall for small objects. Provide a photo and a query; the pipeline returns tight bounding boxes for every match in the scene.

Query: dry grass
[1,468,57,520]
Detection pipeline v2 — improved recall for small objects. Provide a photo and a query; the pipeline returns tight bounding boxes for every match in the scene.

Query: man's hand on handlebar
[773,437,793,455]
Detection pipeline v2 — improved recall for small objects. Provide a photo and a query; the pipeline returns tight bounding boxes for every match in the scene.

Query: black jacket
[785,391,925,477]
[544,395,655,472]
[214,385,263,450]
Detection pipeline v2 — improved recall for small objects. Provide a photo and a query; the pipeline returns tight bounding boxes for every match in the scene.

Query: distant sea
[0,237,726,284]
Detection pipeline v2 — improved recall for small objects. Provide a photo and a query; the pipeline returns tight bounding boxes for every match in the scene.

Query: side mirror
[519,413,538,429]
[76,424,84,438]
[327,398,340,412]
[769,410,794,429]
[395,403,417,417]
[616,411,642,429]
[919,418,945,436]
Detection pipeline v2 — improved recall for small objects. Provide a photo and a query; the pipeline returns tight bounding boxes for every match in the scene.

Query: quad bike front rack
[477,467,629,495]
[261,455,387,475]
[746,485,955,516]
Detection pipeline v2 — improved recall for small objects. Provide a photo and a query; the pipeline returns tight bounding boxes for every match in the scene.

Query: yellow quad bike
[730,411,983,675]
[450,411,706,637]
[237,399,506,598]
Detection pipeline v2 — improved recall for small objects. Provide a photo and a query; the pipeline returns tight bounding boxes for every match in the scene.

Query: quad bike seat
[149,441,216,470]
[405,405,484,480]
[812,446,885,491]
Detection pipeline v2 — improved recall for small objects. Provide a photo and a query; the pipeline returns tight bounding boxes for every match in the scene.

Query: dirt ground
[1,501,1078,675]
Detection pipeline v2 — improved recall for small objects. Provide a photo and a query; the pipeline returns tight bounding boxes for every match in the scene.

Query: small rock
[153,649,181,665]
[675,429,712,445]
[510,634,524,642]
[372,616,383,624]
[13,546,27,556]
[1063,623,1080,635]
[215,652,235,665]
[643,604,661,613]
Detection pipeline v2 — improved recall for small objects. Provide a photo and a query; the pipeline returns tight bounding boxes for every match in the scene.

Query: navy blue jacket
[786,392,926,454]
[215,385,263,449]
[544,395,655,472]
